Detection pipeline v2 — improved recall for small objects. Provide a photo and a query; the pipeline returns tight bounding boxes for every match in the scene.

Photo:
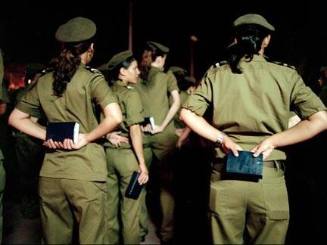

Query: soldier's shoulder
[205,60,229,76]
[267,59,296,71]
[84,66,103,76]
[213,60,229,68]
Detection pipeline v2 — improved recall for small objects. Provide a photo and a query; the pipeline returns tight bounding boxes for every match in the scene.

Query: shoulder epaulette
[214,60,229,68]
[85,66,101,74]
[269,60,296,70]
[39,67,53,77]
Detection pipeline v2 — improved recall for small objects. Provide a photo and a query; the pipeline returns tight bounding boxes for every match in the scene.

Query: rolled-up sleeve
[16,85,42,118]
[182,70,213,116]
[90,75,117,108]
[125,90,144,127]
[290,71,326,119]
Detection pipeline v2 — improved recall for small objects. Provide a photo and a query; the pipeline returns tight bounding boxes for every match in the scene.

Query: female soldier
[137,41,180,244]
[180,14,327,244]
[8,17,122,244]
[103,50,149,244]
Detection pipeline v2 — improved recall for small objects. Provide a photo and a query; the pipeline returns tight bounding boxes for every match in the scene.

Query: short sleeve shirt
[107,80,144,149]
[16,64,117,181]
[183,55,326,160]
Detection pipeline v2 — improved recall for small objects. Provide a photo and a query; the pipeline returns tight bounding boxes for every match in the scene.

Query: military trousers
[210,164,289,244]
[149,130,178,242]
[39,177,108,244]
[106,147,152,244]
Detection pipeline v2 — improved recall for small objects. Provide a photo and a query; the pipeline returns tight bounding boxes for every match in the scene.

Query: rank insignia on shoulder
[214,60,228,68]
[85,66,100,73]
[270,60,296,70]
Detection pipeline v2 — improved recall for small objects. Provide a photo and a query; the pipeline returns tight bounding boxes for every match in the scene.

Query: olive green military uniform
[17,64,116,244]
[135,66,179,242]
[105,80,152,244]
[183,55,326,244]
[0,49,8,243]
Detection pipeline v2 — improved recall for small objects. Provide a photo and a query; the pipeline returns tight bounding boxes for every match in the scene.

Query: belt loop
[274,160,280,170]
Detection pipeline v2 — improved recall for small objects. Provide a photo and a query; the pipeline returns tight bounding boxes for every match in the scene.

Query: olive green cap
[169,66,187,76]
[106,50,133,71]
[55,17,96,43]
[147,41,169,53]
[233,13,275,31]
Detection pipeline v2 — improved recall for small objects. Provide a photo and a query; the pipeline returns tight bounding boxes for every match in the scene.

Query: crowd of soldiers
[0,13,327,245]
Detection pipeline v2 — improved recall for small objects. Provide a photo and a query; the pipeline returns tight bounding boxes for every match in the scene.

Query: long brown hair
[50,40,92,96]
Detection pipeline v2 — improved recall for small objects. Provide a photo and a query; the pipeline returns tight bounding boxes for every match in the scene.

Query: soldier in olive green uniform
[137,41,180,243]
[0,48,7,243]
[102,50,150,244]
[181,14,327,244]
[8,17,122,244]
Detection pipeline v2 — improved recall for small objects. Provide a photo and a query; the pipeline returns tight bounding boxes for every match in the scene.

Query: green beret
[168,66,187,76]
[106,50,133,71]
[55,17,96,43]
[233,13,275,31]
[147,41,169,53]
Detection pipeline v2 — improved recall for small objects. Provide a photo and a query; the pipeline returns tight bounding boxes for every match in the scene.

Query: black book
[142,116,155,130]
[225,151,263,181]
[125,171,143,200]
[46,122,80,144]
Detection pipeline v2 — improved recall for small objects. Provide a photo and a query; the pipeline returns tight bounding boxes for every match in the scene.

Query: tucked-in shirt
[17,64,117,181]
[183,55,326,160]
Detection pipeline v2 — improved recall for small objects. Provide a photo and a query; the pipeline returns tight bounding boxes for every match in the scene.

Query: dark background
[1,1,327,244]
[1,0,327,88]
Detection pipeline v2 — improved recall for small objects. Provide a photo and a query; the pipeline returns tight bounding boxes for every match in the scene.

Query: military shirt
[135,67,178,126]
[107,80,144,149]
[183,55,326,160]
[16,64,117,181]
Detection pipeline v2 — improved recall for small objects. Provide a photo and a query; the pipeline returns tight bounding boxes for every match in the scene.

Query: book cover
[142,116,155,130]
[125,171,143,200]
[225,151,263,181]
[46,122,80,144]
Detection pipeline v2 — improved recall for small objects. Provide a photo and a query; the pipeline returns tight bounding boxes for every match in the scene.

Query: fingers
[231,147,239,157]
[138,172,149,185]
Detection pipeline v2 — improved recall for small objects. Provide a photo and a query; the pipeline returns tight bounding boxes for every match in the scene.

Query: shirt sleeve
[124,89,144,127]
[290,71,326,119]
[182,69,213,116]
[90,74,117,108]
[166,70,179,92]
[16,83,42,118]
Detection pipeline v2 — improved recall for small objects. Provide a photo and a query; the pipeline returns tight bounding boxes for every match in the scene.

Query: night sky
[1,0,326,88]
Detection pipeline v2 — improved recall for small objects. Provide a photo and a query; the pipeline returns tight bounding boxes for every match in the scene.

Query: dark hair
[50,40,93,96]
[139,44,167,80]
[228,24,271,74]
[108,56,136,85]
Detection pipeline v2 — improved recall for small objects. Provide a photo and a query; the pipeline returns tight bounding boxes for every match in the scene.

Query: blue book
[225,151,263,181]
[46,122,80,144]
